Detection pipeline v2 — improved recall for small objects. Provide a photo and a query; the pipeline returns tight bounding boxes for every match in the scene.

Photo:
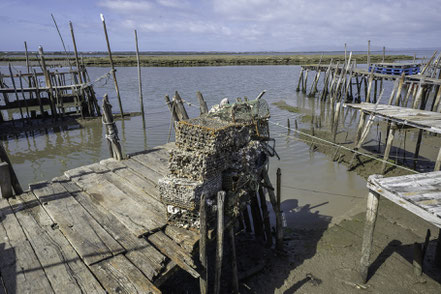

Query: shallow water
[2,64,378,229]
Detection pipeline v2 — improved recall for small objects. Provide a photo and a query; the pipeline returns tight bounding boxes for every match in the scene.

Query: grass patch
[272,100,300,113]
[0,54,413,67]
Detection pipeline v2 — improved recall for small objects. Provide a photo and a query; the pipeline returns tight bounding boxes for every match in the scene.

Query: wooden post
[435,229,441,268]
[303,70,308,94]
[32,69,45,117]
[0,143,23,195]
[250,191,264,239]
[165,95,179,122]
[69,21,83,84]
[134,30,145,126]
[8,64,24,120]
[229,226,239,294]
[276,168,283,252]
[367,40,371,70]
[101,14,124,117]
[258,185,273,247]
[197,91,208,114]
[354,112,367,146]
[24,41,31,73]
[38,46,57,118]
[434,147,441,171]
[381,124,396,174]
[0,162,13,199]
[359,190,380,283]
[296,69,303,92]
[433,85,441,112]
[18,72,30,119]
[365,72,374,103]
[394,73,406,106]
[214,191,225,294]
[175,91,189,120]
[102,94,123,160]
[199,193,208,294]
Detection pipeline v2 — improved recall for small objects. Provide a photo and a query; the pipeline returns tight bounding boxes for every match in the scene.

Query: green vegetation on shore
[0,54,412,67]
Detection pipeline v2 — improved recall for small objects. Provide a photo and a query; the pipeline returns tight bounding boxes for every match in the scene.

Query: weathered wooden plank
[130,147,171,176]
[368,176,441,228]
[57,177,167,280]
[8,192,105,293]
[0,198,54,294]
[88,163,164,214]
[148,231,200,278]
[90,255,161,294]
[117,158,163,186]
[30,181,124,265]
[65,165,166,236]
[164,225,199,254]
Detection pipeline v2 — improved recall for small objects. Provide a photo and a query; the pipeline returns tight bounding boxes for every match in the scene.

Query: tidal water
[2,64,376,228]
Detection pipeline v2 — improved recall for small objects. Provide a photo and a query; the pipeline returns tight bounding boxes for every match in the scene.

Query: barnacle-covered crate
[166,200,217,229]
[159,174,222,210]
[169,148,227,181]
[230,140,268,174]
[175,116,251,153]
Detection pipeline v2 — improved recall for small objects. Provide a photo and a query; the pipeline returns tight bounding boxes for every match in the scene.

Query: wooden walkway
[344,102,441,134]
[343,103,441,173]
[0,143,200,294]
[359,172,441,282]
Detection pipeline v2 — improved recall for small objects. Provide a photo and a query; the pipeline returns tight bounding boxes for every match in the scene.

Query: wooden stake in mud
[359,190,380,283]
[250,191,264,239]
[367,40,371,70]
[134,29,145,126]
[101,14,124,117]
[0,143,23,195]
[258,184,273,247]
[199,193,208,294]
[197,91,209,114]
[214,191,225,294]
[381,123,396,174]
[276,168,283,252]
[303,70,308,94]
[229,226,239,294]
[102,94,123,160]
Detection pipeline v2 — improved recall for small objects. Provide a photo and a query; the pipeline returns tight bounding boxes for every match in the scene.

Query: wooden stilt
[197,91,208,114]
[101,14,124,117]
[134,30,145,126]
[214,191,225,294]
[102,94,123,160]
[276,168,283,252]
[359,190,380,283]
[434,147,441,171]
[165,95,179,122]
[175,91,189,120]
[365,72,374,103]
[413,129,424,168]
[302,70,308,94]
[250,191,264,239]
[296,69,303,92]
[258,185,272,247]
[394,73,406,106]
[381,124,396,174]
[199,193,208,294]
[0,143,22,195]
[229,226,239,294]
[0,162,13,199]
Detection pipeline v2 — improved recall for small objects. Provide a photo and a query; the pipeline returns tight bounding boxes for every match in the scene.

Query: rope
[269,120,419,174]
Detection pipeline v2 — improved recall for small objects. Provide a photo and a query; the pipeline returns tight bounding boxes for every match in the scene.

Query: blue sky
[1,0,440,52]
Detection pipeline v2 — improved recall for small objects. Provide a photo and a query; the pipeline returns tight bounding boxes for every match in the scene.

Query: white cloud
[98,0,153,13]
[157,0,188,9]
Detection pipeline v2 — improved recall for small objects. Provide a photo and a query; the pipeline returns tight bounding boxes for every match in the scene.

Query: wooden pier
[0,143,202,293]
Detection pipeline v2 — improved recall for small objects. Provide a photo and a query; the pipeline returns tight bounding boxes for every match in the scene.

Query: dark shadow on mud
[367,239,441,284]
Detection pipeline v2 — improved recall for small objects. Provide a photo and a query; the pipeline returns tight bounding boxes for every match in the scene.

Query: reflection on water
[2,64,371,225]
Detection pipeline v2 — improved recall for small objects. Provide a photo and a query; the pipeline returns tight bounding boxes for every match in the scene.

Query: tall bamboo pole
[134,29,145,126]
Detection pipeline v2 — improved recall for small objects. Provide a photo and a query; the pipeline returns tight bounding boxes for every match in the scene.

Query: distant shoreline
[0,54,413,67]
